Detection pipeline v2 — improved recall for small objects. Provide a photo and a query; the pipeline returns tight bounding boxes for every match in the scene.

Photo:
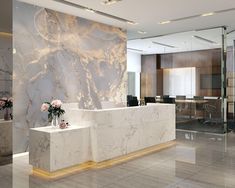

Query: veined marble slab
[29,104,175,172]
[29,125,91,172]
[13,2,127,154]
[89,104,175,162]
[0,120,12,156]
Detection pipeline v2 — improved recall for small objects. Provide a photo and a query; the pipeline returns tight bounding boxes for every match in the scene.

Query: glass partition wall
[139,27,228,134]
[227,30,235,131]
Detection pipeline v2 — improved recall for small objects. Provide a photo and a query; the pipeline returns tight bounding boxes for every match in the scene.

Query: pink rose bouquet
[0,97,13,110]
[41,99,65,122]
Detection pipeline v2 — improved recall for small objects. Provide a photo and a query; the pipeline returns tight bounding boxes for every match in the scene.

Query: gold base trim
[32,140,176,180]
[0,32,12,37]
[32,161,95,180]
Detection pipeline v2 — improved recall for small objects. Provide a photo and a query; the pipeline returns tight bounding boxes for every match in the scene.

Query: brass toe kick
[32,140,176,180]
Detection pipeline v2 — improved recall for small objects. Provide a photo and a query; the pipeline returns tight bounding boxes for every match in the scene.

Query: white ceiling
[18,0,235,54]
[128,28,235,54]
[19,0,235,40]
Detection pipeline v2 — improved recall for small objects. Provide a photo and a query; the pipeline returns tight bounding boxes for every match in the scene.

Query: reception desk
[29,104,175,179]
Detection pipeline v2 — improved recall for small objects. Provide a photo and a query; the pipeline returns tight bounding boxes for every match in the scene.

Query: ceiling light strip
[158,7,235,25]
[192,35,217,44]
[152,41,176,48]
[128,26,226,41]
[127,48,143,52]
[53,0,137,24]
[215,8,235,14]
[227,29,235,35]
[172,15,201,22]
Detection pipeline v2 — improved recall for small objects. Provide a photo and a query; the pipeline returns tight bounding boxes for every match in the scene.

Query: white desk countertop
[31,125,89,133]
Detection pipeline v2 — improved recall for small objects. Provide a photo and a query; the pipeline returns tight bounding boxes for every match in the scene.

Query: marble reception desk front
[29,104,175,177]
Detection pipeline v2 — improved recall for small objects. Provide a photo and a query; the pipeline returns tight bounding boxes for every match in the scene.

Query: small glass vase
[3,108,11,121]
[51,115,60,128]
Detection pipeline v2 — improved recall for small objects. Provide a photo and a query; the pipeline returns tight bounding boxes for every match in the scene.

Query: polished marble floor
[2,130,235,188]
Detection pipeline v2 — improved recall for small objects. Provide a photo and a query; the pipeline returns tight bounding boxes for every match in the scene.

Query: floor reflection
[0,163,12,188]
[7,130,235,188]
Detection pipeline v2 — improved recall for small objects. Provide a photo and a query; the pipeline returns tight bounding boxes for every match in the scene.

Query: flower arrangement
[0,97,13,120]
[41,100,65,122]
[0,97,13,110]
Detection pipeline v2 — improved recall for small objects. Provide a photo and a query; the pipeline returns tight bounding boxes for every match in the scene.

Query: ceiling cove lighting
[102,0,122,5]
[152,41,176,48]
[53,0,137,25]
[201,12,214,17]
[192,35,217,44]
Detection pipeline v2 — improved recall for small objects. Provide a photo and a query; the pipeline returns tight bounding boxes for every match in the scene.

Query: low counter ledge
[29,125,91,173]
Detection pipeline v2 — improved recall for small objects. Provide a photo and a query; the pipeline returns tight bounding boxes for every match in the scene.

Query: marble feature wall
[13,2,127,153]
[0,35,12,96]
[0,35,12,119]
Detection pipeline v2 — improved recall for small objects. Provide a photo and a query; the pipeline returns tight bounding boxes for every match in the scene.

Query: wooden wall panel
[141,55,157,98]
[159,49,221,97]
[157,69,163,96]
[160,49,221,68]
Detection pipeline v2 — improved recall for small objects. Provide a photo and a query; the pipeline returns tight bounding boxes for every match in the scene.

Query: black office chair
[176,95,187,112]
[127,95,133,106]
[193,96,205,118]
[144,97,156,105]
[162,95,175,104]
[127,95,139,107]
[194,96,204,100]
[128,99,139,107]
[203,99,221,125]
[163,95,170,99]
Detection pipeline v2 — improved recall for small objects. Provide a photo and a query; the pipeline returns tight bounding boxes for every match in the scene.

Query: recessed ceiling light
[201,12,214,17]
[158,20,171,25]
[102,0,122,5]
[138,31,147,34]
[84,8,95,13]
[126,21,138,25]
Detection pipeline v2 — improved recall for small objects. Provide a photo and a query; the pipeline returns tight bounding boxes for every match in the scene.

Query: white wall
[163,67,196,98]
[127,51,141,99]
